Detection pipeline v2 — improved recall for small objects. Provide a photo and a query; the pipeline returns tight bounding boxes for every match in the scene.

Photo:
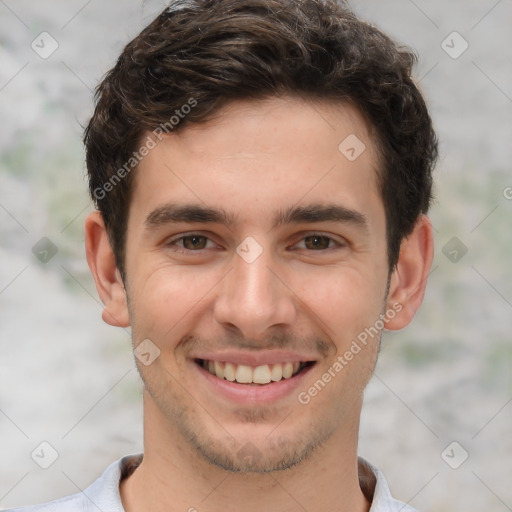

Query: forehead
[129,96,383,230]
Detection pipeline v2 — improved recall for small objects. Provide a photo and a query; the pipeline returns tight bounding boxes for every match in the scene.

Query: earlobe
[385,215,434,331]
[85,211,130,328]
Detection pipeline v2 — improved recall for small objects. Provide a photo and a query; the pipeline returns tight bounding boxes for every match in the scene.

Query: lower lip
[191,361,316,404]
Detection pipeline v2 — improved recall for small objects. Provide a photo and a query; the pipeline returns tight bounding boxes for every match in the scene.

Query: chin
[185,420,335,474]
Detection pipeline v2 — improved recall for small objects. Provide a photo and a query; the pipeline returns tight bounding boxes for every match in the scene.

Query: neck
[121,397,370,512]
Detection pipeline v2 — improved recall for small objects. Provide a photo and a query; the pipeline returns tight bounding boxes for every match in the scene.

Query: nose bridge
[213,240,295,337]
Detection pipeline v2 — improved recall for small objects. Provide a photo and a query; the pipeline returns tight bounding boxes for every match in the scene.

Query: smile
[195,359,315,385]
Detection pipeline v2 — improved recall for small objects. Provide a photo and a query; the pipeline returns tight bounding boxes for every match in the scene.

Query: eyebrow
[145,202,368,231]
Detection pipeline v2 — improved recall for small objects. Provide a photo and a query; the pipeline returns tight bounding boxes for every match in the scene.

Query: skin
[85,96,433,512]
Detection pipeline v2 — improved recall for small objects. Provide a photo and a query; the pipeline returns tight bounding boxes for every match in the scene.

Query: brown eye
[167,233,218,254]
[303,235,332,250]
[181,235,208,250]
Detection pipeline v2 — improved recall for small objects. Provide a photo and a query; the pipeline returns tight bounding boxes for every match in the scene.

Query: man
[9,0,437,510]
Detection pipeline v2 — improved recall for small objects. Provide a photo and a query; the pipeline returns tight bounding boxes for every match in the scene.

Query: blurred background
[0,1,510,510]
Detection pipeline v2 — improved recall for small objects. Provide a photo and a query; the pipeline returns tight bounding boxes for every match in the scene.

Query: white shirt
[5,454,417,512]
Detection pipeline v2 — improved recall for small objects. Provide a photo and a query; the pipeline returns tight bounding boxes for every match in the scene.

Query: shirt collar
[88,453,416,512]
[358,457,418,512]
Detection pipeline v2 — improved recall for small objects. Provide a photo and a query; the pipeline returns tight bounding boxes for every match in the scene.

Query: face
[111,97,397,472]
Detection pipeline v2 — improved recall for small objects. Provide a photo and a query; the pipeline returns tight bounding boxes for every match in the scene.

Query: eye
[166,232,344,255]
[167,234,217,252]
[294,233,343,251]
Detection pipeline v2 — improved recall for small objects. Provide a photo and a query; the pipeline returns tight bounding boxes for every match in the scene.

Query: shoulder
[3,454,142,512]
[3,492,88,512]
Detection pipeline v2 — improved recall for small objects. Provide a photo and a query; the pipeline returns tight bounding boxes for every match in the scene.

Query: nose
[213,242,297,340]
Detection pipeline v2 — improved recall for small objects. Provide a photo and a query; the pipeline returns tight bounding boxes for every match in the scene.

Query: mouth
[194,358,316,386]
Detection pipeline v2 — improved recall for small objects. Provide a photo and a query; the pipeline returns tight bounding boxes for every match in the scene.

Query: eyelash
[166,232,345,254]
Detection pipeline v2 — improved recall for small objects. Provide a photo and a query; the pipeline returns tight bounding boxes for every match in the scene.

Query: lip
[190,350,318,367]
[190,358,316,404]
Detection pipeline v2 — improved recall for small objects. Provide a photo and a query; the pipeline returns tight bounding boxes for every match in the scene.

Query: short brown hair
[84,0,438,277]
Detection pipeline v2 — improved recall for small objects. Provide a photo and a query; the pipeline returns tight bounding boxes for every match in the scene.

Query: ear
[85,211,130,328]
[385,215,434,330]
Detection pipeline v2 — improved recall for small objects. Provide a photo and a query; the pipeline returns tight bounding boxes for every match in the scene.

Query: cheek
[293,270,384,411]
[291,266,385,343]
[127,263,219,342]
[129,262,386,338]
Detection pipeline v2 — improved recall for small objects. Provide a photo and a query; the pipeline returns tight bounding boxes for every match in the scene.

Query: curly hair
[84,0,438,277]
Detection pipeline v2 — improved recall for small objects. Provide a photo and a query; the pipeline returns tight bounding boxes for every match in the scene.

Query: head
[85,0,436,473]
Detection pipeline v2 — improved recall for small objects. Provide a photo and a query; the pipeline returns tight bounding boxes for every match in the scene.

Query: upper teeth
[202,360,304,384]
